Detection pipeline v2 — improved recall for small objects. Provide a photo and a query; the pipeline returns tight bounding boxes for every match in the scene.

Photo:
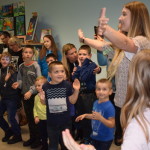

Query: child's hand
[75,114,86,122]
[78,57,82,67]
[34,116,40,124]
[92,111,102,120]
[72,67,77,75]
[12,82,19,89]
[93,66,101,74]
[73,79,80,91]
[5,72,11,81]
[24,91,32,100]
[39,90,46,105]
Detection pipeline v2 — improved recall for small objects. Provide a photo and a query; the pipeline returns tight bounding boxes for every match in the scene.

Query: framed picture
[26,12,38,41]
[15,15,26,36]
[16,35,26,43]
[0,18,3,31]
[3,17,14,31]
[0,6,2,18]
[2,4,13,17]
[18,1,25,16]
[40,28,52,43]
[13,2,19,17]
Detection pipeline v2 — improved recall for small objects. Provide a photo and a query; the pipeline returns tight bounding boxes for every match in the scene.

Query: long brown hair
[39,35,58,60]
[62,43,76,74]
[125,1,150,39]
[108,1,150,80]
[121,49,150,142]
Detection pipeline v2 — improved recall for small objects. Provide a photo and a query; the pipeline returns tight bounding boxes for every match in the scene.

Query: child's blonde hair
[96,78,112,89]
[0,52,12,61]
[35,76,47,83]
[121,49,150,142]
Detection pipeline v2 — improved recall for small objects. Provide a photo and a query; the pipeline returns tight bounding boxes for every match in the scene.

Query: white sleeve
[125,36,150,60]
[121,119,149,150]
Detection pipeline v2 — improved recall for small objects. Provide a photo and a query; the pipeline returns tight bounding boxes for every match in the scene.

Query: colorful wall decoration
[0,1,26,36]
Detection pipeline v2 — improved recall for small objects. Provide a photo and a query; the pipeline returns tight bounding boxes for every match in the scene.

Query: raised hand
[62,129,96,150]
[39,90,46,105]
[78,29,85,43]
[73,78,80,91]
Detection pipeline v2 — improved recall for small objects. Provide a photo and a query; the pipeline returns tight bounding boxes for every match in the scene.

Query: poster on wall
[40,29,52,43]
[13,3,19,17]
[18,1,25,16]
[26,13,38,41]
[3,17,14,31]
[0,19,3,31]
[2,4,13,17]
[15,15,26,35]
[0,6,2,18]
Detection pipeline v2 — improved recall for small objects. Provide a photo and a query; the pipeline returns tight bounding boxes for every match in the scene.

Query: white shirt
[121,108,150,150]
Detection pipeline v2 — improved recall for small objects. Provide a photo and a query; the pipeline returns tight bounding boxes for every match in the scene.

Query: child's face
[43,37,51,49]
[46,57,56,66]
[0,56,10,68]
[35,80,44,93]
[8,43,19,52]
[49,65,65,84]
[96,82,112,101]
[78,49,91,64]
[22,48,34,62]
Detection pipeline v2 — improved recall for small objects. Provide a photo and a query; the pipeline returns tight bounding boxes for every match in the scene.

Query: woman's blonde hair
[8,36,22,47]
[39,35,58,60]
[62,43,76,74]
[121,49,150,142]
[125,1,150,39]
[108,1,150,80]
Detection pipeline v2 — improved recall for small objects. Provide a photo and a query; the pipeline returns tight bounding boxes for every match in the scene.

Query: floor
[0,124,121,150]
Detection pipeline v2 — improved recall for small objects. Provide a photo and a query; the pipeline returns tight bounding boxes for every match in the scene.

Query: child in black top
[0,52,22,144]
[41,61,80,150]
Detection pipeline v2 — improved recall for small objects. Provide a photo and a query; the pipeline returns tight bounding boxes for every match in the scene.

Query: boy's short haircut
[35,76,47,83]
[96,78,112,89]
[79,45,91,54]
[46,53,57,60]
[48,61,64,72]
[23,45,35,54]
[0,52,12,61]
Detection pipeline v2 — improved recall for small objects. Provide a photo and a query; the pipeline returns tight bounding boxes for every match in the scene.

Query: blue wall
[1,0,150,78]
[1,0,150,49]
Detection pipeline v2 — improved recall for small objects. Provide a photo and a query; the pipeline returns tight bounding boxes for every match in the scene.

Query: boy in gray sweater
[12,45,41,148]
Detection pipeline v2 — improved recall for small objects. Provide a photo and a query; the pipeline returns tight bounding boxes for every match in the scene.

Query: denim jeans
[91,139,113,150]
[47,120,72,150]
[0,97,21,135]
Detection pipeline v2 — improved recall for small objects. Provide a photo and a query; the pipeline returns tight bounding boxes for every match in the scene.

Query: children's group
[0,1,150,150]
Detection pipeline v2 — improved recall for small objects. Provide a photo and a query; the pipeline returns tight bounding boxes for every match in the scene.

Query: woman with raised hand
[78,1,150,145]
